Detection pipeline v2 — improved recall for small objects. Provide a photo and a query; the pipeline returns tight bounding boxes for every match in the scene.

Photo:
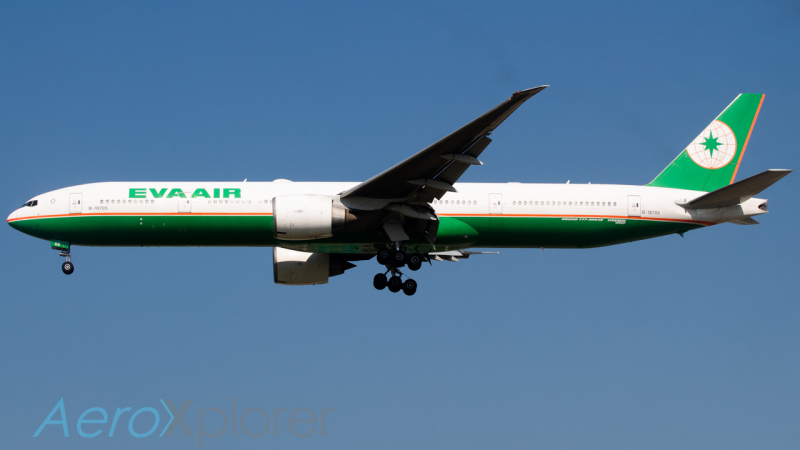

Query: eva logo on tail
[686,120,737,169]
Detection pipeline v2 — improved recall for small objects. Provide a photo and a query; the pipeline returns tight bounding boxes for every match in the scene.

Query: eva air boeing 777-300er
[7,86,792,295]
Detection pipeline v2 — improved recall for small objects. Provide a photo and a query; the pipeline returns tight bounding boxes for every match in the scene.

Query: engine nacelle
[272,247,357,286]
[273,195,353,240]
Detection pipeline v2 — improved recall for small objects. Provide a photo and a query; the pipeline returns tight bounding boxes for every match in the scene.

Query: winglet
[514,85,550,95]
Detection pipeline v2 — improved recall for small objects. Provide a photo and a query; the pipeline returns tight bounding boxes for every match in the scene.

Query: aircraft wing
[341,86,548,201]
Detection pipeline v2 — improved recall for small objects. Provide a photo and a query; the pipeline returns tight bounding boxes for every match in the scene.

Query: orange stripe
[731,94,765,184]
[8,212,274,222]
[438,213,714,225]
[10,211,714,226]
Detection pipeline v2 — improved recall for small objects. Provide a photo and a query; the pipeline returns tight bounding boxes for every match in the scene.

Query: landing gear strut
[60,250,74,275]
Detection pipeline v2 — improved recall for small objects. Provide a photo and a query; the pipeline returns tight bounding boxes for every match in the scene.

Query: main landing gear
[373,270,417,296]
[373,245,422,295]
[376,248,423,271]
[60,250,74,275]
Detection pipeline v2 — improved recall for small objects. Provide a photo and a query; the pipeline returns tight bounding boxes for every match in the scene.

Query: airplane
[7,86,791,295]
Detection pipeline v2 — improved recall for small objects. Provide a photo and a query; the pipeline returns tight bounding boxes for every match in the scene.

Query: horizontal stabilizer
[678,169,792,209]
[731,217,759,225]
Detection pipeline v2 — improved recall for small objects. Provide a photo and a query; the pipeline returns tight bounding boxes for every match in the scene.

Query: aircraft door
[627,195,641,217]
[178,198,191,213]
[69,193,82,214]
[489,193,503,214]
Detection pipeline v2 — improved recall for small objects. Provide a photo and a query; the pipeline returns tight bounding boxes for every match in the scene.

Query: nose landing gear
[60,251,74,275]
[51,240,74,275]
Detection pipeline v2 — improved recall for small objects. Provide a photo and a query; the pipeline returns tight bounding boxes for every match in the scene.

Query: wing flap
[434,136,493,189]
[429,250,499,262]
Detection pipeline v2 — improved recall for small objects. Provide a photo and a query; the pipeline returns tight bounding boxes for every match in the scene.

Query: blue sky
[2,1,799,449]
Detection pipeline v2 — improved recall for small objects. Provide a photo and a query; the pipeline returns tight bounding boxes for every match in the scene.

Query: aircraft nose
[7,208,19,228]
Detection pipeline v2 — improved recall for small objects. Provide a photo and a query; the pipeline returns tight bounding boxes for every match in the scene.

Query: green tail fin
[648,93,764,192]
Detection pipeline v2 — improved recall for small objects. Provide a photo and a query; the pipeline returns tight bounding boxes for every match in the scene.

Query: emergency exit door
[489,193,503,214]
[69,193,82,214]
[627,195,641,217]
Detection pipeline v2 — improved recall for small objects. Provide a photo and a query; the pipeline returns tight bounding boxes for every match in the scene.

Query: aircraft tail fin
[648,93,764,192]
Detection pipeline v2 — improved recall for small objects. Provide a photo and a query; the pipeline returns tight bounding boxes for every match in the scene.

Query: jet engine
[273,195,355,240]
[272,247,363,285]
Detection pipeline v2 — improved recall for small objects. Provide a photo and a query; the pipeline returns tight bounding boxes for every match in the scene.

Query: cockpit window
[22,200,38,207]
